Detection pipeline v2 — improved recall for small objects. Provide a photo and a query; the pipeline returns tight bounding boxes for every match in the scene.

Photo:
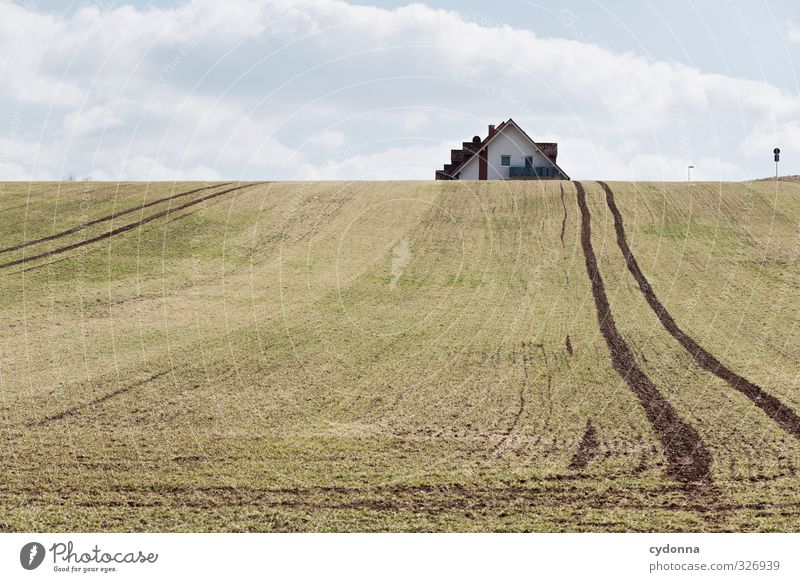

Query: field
[0,178,798,532]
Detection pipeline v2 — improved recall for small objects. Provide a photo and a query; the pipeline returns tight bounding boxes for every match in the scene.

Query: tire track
[30,371,169,426]
[12,206,197,275]
[536,343,554,430]
[487,342,531,456]
[559,183,567,248]
[600,180,800,439]
[0,183,258,270]
[569,420,599,469]
[574,181,712,482]
[291,185,358,243]
[559,183,572,288]
[0,182,231,255]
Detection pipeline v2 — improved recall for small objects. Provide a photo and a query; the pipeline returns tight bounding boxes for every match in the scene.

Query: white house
[435,119,569,181]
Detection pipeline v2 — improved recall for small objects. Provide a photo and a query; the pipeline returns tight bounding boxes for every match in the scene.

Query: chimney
[488,124,496,138]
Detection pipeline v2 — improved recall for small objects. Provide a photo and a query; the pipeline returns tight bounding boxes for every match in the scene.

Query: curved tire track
[600,180,800,439]
[0,183,258,270]
[575,181,712,482]
[0,182,231,255]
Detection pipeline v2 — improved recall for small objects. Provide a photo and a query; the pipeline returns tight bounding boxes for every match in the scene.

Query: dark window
[501,155,511,167]
[524,156,533,167]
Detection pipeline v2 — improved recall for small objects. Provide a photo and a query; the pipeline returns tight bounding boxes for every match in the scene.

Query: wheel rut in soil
[0,183,258,270]
[0,182,232,255]
[30,371,169,426]
[487,342,534,455]
[574,181,712,482]
[600,181,800,439]
[559,183,567,247]
[569,420,599,470]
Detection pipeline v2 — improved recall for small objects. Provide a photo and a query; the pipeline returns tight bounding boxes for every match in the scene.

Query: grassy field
[0,178,798,532]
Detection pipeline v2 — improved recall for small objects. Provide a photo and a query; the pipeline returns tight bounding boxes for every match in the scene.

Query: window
[524,156,533,167]
[500,155,511,167]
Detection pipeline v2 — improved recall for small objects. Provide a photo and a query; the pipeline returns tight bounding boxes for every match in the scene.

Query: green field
[1,178,798,532]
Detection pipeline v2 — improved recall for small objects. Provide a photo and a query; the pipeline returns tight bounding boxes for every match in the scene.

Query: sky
[0,0,798,181]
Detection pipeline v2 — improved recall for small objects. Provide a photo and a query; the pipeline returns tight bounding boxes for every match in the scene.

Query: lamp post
[687,165,694,181]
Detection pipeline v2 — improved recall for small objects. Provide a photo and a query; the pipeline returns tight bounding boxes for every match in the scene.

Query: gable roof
[443,118,570,180]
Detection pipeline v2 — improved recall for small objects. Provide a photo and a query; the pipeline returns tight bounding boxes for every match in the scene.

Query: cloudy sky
[0,0,798,181]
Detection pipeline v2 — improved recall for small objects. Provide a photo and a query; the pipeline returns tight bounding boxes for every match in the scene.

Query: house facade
[435,119,569,181]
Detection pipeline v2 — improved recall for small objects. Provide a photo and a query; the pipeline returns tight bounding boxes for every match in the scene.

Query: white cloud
[740,121,800,163]
[0,0,797,181]
[114,156,223,181]
[63,105,124,137]
[298,143,444,180]
[786,20,800,44]
[401,111,429,132]
[308,129,348,150]
[0,160,29,181]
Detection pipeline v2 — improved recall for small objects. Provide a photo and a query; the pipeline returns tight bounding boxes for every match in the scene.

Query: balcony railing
[509,166,556,178]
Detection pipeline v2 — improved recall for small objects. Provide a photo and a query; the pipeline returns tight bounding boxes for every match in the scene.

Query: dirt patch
[569,420,599,469]
[600,181,800,439]
[574,181,712,482]
[0,183,231,255]
[1,183,258,270]
[172,455,210,464]
[30,371,169,426]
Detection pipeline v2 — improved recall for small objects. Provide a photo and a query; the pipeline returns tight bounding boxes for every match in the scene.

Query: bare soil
[569,420,599,469]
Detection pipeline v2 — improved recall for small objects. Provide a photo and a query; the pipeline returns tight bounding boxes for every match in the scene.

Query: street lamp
[687,165,694,181]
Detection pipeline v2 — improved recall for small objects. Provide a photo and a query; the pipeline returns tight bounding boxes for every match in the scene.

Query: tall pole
[774,148,780,182]
[687,165,694,181]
